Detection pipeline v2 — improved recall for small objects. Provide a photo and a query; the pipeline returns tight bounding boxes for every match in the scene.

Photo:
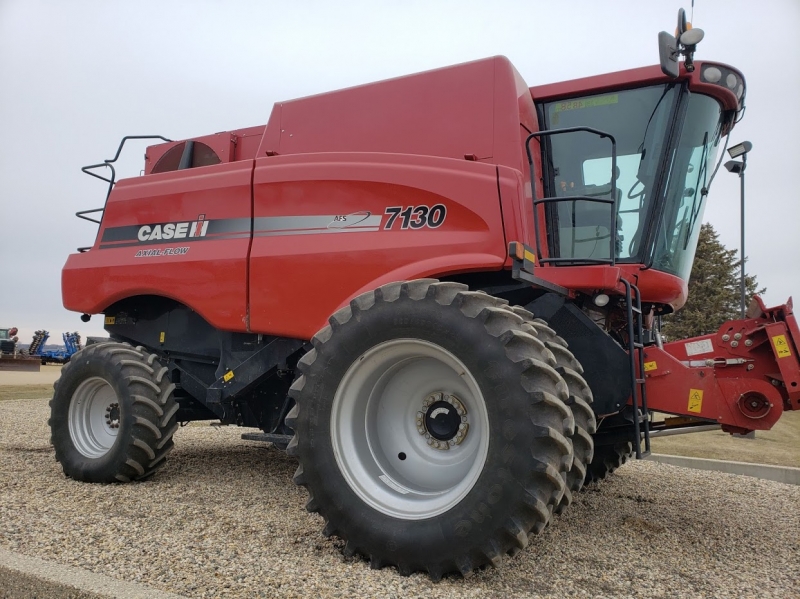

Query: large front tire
[503,306,596,513]
[286,280,575,579]
[49,342,178,483]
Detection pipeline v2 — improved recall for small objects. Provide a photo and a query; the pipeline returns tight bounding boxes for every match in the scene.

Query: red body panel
[65,57,533,336]
[249,153,506,338]
[63,161,253,332]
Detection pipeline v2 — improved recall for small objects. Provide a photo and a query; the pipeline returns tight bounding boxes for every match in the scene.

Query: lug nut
[722,334,730,342]
[731,341,739,348]
[427,439,433,445]
[745,339,753,347]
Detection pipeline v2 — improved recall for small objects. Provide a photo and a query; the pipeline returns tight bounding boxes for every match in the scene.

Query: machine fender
[323,254,506,330]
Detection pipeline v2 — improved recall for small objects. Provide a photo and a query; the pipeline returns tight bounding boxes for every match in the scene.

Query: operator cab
[539,81,727,280]
[529,14,745,309]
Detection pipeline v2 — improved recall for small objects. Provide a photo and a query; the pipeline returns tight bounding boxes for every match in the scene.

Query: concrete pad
[648,453,800,485]
[0,547,188,599]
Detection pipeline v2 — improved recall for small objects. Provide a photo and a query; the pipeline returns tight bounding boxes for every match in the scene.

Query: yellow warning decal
[159,332,165,343]
[644,361,657,372]
[104,316,115,325]
[223,371,235,382]
[523,249,537,264]
[688,389,703,413]
[771,334,792,358]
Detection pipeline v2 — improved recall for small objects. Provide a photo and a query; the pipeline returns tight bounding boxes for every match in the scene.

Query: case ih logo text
[138,215,209,242]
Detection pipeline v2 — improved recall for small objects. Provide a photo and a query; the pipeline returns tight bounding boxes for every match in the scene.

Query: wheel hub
[331,338,489,519]
[105,402,120,429]
[416,392,469,450]
[68,377,120,459]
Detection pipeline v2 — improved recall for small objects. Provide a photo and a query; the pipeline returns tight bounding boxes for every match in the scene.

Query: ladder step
[631,307,642,314]
[635,378,646,384]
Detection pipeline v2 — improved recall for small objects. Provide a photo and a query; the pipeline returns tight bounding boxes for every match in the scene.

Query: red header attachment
[642,296,800,435]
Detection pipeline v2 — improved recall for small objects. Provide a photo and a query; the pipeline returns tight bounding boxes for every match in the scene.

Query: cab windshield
[541,85,723,280]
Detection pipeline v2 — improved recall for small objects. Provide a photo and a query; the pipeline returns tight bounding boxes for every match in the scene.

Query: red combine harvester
[53,10,798,578]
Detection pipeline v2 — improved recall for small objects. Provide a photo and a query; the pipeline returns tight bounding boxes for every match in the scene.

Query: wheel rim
[331,339,490,520]
[68,377,120,458]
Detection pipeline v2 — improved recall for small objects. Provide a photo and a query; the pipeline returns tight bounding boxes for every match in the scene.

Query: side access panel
[249,153,507,339]
[62,161,253,332]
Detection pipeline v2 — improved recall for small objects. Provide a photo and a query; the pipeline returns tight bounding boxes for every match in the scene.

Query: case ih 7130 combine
[53,12,799,578]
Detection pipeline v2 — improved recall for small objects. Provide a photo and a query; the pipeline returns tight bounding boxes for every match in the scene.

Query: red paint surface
[64,56,737,335]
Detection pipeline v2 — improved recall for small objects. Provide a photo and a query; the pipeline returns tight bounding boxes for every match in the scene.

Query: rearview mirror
[658,31,679,78]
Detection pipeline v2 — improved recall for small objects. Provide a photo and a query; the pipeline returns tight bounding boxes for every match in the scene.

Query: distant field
[0,384,53,401]
[0,364,60,401]
[650,410,800,468]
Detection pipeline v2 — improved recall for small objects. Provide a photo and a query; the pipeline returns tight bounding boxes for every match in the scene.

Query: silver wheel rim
[68,377,120,458]
[331,339,490,520]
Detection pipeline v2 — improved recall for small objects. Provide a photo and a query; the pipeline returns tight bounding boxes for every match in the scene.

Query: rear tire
[49,342,177,483]
[584,441,634,484]
[287,280,575,578]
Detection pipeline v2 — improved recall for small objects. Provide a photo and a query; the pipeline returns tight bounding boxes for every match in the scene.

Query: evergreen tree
[661,223,765,340]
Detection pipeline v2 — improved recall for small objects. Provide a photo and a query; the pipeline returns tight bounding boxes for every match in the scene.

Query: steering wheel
[627,179,646,200]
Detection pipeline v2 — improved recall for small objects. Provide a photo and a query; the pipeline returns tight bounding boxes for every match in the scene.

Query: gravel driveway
[1,398,798,598]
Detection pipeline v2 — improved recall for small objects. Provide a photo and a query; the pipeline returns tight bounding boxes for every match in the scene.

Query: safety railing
[76,135,172,251]
[525,127,618,266]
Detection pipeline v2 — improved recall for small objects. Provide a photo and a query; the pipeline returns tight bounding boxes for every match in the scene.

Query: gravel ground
[1,398,798,598]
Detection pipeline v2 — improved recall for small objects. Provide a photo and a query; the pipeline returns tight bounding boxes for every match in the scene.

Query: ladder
[621,278,651,458]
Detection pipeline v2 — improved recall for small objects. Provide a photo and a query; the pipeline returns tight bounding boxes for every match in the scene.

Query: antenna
[658,6,705,77]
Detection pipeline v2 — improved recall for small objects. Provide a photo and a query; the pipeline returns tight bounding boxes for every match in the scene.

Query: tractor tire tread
[287,280,574,579]
[49,342,178,483]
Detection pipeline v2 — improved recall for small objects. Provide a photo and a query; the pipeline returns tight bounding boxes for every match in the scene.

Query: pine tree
[661,223,765,340]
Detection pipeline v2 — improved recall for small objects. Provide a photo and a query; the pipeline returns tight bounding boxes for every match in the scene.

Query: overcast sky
[1,0,798,344]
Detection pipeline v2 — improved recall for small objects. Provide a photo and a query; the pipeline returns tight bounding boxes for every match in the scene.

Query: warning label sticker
[685,339,714,357]
[644,361,658,372]
[771,334,792,358]
[688,389,704,413]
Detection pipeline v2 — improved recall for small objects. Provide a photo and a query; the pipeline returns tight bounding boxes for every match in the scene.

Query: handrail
[76,135,172,252]
[525,127,618,266]
[81,135,173,201]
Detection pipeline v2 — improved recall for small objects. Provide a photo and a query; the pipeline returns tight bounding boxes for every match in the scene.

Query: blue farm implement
[30,331,83,365]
